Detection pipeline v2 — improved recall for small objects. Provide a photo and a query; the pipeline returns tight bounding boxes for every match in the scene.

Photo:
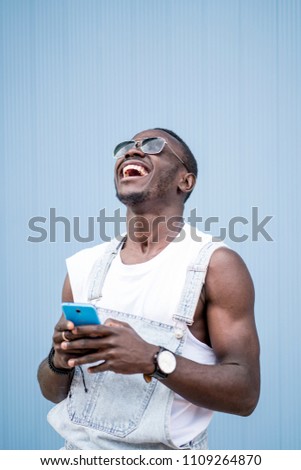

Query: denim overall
[49,237,225,450]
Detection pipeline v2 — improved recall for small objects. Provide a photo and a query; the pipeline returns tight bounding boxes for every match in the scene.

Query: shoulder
[208,246,252,279]
[65,240,113,302]
[206,246,255,307]
[66,241,109,266]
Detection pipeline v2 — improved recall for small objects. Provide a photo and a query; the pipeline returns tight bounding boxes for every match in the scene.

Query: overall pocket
[67,368,157,438]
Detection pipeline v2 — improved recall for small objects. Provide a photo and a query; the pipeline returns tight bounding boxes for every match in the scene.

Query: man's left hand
[62,318,158,375]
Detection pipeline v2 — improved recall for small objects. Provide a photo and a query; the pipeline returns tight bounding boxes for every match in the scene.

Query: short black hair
[153,128,198,178]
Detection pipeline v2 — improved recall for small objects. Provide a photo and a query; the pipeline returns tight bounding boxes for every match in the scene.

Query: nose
[123,146,145,160]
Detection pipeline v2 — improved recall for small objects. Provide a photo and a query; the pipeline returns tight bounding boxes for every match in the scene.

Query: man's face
[114,129,187,208]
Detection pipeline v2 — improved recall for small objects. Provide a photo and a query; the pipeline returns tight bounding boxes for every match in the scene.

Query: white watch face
[157,350,176,374]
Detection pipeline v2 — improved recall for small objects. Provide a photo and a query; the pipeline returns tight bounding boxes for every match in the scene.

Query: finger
[55,320,74,333]
[61,337,110,351]
[87,360,111,374]
[53,352,84,370]
[67,351,106,368]
[53,325,75,345]
[54,326,107,346]
[55,312,75,331]
[71,324,112,337]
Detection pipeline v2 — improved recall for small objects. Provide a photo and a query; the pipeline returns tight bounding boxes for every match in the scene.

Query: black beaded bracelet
[48,346,74,375]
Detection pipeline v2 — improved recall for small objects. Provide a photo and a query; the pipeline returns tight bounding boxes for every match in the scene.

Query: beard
[115,166,179,207]
[115,189,149,206]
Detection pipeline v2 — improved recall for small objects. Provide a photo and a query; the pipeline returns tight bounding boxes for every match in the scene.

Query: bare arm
[162,248,260,415]
[37,274,76,403]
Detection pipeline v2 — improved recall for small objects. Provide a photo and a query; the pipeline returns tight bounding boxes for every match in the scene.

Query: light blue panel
[0,0,300,449]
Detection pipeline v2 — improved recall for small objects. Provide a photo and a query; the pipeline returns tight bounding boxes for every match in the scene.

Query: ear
[177,173,196,197]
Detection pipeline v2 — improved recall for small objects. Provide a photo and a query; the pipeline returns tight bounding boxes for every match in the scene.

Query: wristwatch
[150,347,177,380]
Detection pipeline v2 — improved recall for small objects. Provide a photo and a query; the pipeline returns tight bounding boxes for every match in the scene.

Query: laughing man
[38,128,260,450]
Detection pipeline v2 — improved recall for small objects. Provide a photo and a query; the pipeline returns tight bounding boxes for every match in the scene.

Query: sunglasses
[113,137,189,172]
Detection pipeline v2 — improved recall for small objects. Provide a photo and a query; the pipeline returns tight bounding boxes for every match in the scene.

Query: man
[38,128,260,450]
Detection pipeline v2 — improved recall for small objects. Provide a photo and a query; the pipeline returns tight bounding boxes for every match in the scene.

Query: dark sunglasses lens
[141,137,165,155]
[114,141,135,159]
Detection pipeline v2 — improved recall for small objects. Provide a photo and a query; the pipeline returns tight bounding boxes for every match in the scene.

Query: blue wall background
[0,0,300,450]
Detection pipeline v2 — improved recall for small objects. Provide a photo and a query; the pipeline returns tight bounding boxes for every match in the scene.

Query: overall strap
[173,241,226,327]
[87,236,126,301]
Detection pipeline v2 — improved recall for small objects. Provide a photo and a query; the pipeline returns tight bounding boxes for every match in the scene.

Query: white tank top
[67,224,217,446]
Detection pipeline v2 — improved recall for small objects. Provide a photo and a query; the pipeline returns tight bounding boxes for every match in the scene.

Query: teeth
[122,164,148,178]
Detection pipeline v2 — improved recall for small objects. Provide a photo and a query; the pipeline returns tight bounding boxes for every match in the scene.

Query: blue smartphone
[62,302,101,326]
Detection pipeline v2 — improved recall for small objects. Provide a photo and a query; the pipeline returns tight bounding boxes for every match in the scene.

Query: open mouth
[121,163,150,179]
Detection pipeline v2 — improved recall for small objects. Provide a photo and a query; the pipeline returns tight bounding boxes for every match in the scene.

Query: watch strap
[150,347,169,380]
[143,347,176,382]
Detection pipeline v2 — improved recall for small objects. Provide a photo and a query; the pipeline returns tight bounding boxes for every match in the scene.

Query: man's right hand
[38,274,79,403]
[52,314,99,370]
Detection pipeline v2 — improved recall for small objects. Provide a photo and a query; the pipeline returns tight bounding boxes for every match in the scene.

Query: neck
[124,205,184,256]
